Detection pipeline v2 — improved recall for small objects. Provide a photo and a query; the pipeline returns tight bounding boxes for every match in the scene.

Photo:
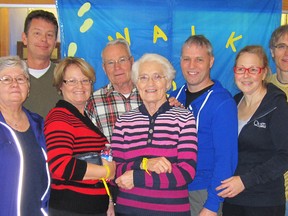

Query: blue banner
[56,0,282,95]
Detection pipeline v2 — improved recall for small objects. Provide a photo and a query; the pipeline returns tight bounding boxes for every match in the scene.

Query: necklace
[3,112,26,130]
[5,118,21,129]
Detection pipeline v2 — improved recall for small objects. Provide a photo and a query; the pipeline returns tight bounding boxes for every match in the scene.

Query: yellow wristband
[103,165,110,179]
[142,158,151,176]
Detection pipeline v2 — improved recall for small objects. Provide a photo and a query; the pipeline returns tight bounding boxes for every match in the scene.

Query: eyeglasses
[63,79,92,86]
[104,56,131,68]
[234,66,265,75]
[138,74,166,83]
[274,43,288,51]
[0,75,29,85]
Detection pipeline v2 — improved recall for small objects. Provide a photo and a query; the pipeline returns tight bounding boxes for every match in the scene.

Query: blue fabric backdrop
[56,0,282,95]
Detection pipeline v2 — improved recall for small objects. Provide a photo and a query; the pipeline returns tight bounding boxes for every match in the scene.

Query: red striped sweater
[44,100,109,214]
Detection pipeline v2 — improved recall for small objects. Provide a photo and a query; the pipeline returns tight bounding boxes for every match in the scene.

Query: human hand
[168,97,184,108]
[216,176,245,198]
[115,170,134,190]
[199,208,217,216]
[102,160,116,180]
[144,157,172,174]
[106,201,115,216]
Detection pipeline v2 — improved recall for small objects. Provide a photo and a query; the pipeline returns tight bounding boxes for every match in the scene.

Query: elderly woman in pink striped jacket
[111,53,198,216]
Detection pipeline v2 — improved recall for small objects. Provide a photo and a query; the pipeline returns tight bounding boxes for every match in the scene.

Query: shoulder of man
[91,84,111,97]
[169,84,186,97]
[210,80,234,99]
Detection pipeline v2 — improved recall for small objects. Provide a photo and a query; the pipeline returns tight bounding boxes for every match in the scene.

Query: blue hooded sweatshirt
[170,80,238,213]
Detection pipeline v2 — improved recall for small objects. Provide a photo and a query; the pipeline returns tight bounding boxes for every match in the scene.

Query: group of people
[1,9,288,216]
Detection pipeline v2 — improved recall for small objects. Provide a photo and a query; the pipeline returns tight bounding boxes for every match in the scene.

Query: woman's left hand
[146,157,172,174]
[106,201,115,216]
[216,176,245,198]
[115,170,134,190]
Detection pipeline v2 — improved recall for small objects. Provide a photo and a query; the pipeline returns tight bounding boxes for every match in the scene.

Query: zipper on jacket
[247,107,277,125]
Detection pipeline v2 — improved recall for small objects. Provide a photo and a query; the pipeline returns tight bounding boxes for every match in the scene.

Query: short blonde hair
[53,57,96,93]
[235,45,271,83]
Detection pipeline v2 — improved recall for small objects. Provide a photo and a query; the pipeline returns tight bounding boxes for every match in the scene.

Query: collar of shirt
[106,83,138,97]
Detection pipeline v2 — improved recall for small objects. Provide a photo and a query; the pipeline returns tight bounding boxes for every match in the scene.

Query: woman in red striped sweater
[111,53,198,216]
[44,57,116,216]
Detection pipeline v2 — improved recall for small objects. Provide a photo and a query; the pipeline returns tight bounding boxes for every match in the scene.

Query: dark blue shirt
[14,126,46,216]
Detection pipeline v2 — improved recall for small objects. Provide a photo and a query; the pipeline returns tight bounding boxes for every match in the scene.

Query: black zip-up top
[226,83,288,207]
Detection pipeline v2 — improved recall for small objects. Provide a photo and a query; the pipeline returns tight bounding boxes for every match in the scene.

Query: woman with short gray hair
[111,53,198,216]
[0,56,50,215]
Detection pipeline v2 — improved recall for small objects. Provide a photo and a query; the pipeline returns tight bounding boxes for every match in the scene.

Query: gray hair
[269,25,288,49]
[131,53,175,90]
[101,39,131,61]
[0,56,30,79]
[181,35,213,57]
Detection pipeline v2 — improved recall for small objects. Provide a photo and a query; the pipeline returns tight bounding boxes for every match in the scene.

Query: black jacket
[226,83,288,207]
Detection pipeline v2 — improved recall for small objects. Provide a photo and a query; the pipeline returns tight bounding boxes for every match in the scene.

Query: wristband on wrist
[103,164,110,179]
[101,165,112,201]
[141,157,151,176]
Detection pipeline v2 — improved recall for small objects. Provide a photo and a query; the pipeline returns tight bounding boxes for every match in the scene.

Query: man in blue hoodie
[170,35,238,216]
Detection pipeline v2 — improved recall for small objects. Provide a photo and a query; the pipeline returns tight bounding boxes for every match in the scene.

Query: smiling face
[102,43,134,91]
[60,64,92,113]
[0,66,29,108]
[136,61,169,111]
[22,18,57,61]
[234,52,267,96]
[181,43,214,92]
[271,33,288,75]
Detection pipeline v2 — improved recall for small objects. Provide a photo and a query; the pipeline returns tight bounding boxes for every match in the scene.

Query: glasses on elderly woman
[138,74,166,83]
[0,75,28,84]
[63,79,92,86]
[233,66,264,75]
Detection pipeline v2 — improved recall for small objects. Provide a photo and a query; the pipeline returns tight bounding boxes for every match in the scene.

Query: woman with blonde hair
[45,57,116,216]
[217,46,288,216]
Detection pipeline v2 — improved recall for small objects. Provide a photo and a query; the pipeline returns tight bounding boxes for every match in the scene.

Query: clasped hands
[115,157,172,190]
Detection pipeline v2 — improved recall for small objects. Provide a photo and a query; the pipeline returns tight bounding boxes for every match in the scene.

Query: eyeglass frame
[233,66,265,75]
[63,79,93,86]
[0,74,29,85]
[137,73,167,83]
[273,43,288,51]
[103,56,132,68]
